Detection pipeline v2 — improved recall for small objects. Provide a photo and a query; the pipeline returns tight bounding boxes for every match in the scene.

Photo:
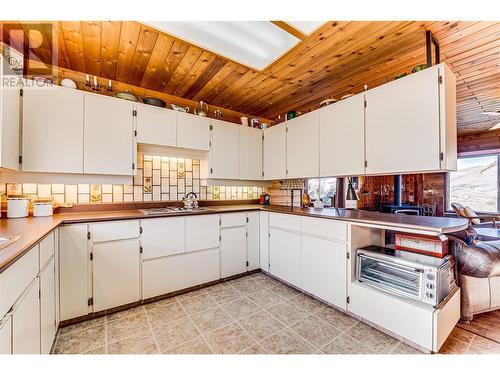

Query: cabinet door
[12,279,40,354]
[365,66,441,174]
[136,103,176,147]
[220,226,247,278]
[176,112,210,151]
[40,258,56,354]
[143,248,220,299]
[263,123,287,180]
[259,212,269,272]
[59,225,89,321]
[246,212,260,271]
[22,85,84,173]
[92,238,140,312]
[0,61,20,170]
[239,127,262,180]
[185,215,219,252]
[84,93,135,175]
[209,120,239,179]
[269,228,300,286]
[0,315,12,354]
[140,217,185,259]
[286,111,319,178]
[301,235,347,309]
[319,95,365,177]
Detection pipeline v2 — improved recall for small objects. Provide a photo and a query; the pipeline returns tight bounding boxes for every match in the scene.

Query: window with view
[307,178,336,206]
[448,155,499,213]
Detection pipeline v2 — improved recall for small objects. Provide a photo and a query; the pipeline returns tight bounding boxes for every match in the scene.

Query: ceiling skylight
[146,21,301,70]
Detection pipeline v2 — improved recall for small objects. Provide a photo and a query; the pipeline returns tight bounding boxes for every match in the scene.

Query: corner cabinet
[319,94,365,177]
[83,93,135,175]
[365,63,456,174]
[286,111,320,178]
[239,127,263,180]
[263,122,287,180]
[22,85,84,173]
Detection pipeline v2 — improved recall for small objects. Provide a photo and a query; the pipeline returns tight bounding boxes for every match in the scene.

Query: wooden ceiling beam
[270,21,307,40]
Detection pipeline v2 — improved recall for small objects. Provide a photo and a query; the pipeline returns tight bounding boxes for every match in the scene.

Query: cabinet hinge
[38,288,41,300]
[134,130,137,137]
[209,141,212,147]
[210,168,213,174]
[286,169,288,175]
[246,231,248,237]
[20,88,23,97]
[246,217,249,223]
[18,155,22,164]
[346,296,350,304]
[87,231,91,240]
[219,234,222,241]
[140,227,143,234]
[209,124,213,131]
[439,152,444,161]
[438,76,443,84]
[262,172,264,178]
[132,110,137,117]
[364,99,367,108]
[246,261,249,267]
[139,246,143,254]
[262,134,264,140]
[219,218,221,226]
[88,297,93,306]
[90,252,93,261]
[132,163,135,170]
[364,160,368,168]
[346,252,350,260]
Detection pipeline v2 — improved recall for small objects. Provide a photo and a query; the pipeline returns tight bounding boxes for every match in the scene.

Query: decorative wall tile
[152,156,161,170]
[23,183,37,195]
[124,194,133,202]
[65,185,78,203]
[178,160,186,178]
[52,184,65,194]
[161,162,169,177]
[143,177,152,193]
[143,161,152,178]
[38,184,51,198]
[124,184,133,194]
[134,186,143,201]
[78,194,90,203]
[53,194,65,203]
[102,193,113,203]
[134,169,143,185]
[161,193,169,201]
[161,178,169,192]
[78,184,90,194]
[113,185,123,202]
[90,185,101,203]
[153,186,160,201]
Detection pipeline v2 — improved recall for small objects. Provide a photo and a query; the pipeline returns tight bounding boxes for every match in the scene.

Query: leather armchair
[448,234,500,322]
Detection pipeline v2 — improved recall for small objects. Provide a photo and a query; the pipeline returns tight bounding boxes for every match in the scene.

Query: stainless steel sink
[139,207,212,216]
[0,235,21,250]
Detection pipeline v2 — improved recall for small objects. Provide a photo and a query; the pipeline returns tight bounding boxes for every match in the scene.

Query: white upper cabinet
[365,64,452,174]
[136,103,176,147]
[209,120,239,179]
[263,122,287,180]
[239,127,263,180]
[83,93,135,175]
[0,56,20,171]
[22,85,84,173]
[319,94,365,177]
[176,112,210,151]
[286,110,320,178]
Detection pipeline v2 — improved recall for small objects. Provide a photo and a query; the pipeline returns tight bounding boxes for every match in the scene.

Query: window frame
[446,153,500,214]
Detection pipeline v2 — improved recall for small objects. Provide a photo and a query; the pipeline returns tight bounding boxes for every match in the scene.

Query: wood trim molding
[271,21,307,40]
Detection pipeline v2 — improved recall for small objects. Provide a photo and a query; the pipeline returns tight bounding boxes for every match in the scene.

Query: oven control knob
[426,283,435,290]
[426,292,434,299]
[426,274,435,281]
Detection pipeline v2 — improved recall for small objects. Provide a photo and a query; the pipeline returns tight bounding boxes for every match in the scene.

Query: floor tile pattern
[52,272,500,354]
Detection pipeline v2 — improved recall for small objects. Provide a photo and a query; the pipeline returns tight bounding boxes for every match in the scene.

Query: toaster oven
[356,245,452,307]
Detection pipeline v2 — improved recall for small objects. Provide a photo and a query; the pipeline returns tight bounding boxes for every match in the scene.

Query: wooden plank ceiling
[1,21,499,134]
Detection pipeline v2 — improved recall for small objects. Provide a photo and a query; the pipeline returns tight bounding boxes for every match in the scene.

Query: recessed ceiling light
[146,21,301,70]
[489,122,500,131]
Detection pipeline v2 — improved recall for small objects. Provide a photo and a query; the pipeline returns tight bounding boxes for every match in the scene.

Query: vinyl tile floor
[52,272,500,355]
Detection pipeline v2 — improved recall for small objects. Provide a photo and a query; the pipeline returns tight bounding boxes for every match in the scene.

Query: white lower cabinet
[246,212,260,271]
[12,279,40,354]
[220,226,247,278]
[92,239,141,312]
[40,258,56,354]
[143,249,220,299]
[301,235,347,308]
[259,212,269,272]
[186,215,219,252]
[0,315,12,354]
[269,228,301,286]
[59,224,89,321]
[140,217,186,259]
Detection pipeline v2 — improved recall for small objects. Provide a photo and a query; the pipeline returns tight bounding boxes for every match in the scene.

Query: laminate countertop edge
[0,205,468,273]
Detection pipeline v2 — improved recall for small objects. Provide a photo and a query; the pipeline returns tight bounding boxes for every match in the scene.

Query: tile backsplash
[0,155,263,204]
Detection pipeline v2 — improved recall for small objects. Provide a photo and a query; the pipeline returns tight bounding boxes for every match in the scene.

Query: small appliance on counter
[260,193,271,205]
[7,197,30,218]
[32,200,54,217]
[356,245,453,307]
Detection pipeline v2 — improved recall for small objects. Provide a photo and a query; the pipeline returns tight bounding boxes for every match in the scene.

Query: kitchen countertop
[0,204,468,273]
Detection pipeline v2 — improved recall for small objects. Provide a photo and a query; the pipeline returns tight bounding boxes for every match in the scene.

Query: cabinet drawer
[39,231,55,269]
[301,217,347,242]
[269,213,301,232]
[91,220,140,242]
[0,246,39,318]
[220,212,246,228]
